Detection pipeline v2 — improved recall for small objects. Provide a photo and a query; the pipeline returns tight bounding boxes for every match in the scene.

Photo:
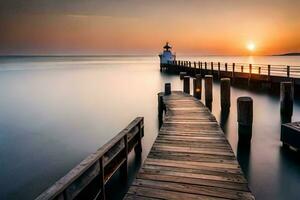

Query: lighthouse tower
[159,42,176,67]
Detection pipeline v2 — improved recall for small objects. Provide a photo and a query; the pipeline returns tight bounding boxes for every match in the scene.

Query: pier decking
[125,91,254,200]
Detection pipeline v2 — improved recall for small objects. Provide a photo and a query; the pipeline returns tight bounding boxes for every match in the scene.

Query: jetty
[124,91,254,199]
[162,60,300,88]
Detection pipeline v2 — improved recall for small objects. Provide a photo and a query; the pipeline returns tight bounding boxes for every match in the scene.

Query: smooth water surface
[0,55,300,200]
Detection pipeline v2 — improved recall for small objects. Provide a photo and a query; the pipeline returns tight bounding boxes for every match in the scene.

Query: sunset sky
[0,0,299,55]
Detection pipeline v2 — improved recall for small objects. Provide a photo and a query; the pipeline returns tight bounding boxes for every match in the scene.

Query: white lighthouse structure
[159,42,176,67]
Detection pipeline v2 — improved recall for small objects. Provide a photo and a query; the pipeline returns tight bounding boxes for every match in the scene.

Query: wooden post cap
[179,72,187,80]
[165,83,171,95]
[196,74,202,79]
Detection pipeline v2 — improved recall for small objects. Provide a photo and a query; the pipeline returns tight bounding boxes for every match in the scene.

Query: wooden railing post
[211,62,214,75]
[258,67,261,74]
[287,66,290,77]
[232,63,235,79]
[268,65,271,78]
[194,62,197,68]
[205,62,207,71]
[134,121,143,154]
[121,134,128,180]
[99,157,105,200]
[241,65,244,73]
[218,62,221,78]
[200,62,203,76]
[248,64,252,83]
[225,63,228,72]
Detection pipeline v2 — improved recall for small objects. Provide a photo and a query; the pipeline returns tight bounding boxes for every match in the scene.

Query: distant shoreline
[273,53,300,56]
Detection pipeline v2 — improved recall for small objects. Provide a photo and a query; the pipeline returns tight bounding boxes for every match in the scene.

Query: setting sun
[247,42,256,52]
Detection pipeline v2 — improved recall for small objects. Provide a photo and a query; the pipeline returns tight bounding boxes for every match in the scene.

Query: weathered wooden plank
[144,159,243,174]
[132,179,254,200]
[127,185,228,200]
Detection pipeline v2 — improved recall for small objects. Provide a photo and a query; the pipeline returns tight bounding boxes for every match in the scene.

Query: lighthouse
[159,42,176,69]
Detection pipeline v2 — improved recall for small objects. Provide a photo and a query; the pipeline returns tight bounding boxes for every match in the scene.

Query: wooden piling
[179,72,187,80]
[218,62,221,78]
[158,93,164,127]
[268,65,271,80]
[232,63,235,79]
[183,76,190,94]
[220,78,231,110]
[193,74,202,99]
[237,97,253,143]
[280,82,293,122]
[205,75,213,106]
[165,83,171,95]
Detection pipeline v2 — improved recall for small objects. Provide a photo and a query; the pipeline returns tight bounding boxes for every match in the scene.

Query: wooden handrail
[35,117,144,200]
[171,60,300,78]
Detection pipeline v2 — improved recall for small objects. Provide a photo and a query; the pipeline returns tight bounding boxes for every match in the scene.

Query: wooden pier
[124,91,254,200]
[162,60,300,87]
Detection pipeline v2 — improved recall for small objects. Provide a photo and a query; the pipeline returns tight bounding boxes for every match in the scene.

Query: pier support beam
[220,78,231,111]
[183,76,190,94]
[205,75,213,108]
[193,74,202,99]
[280,82,294,123]
[237,97,253,143]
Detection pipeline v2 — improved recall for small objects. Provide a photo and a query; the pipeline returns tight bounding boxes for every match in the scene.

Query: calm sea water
[0,56,299,200]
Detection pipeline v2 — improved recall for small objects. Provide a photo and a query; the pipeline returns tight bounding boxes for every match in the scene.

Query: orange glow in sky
[0,0,300,55]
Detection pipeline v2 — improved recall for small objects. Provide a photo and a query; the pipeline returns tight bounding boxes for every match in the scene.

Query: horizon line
[1,53,298,57]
